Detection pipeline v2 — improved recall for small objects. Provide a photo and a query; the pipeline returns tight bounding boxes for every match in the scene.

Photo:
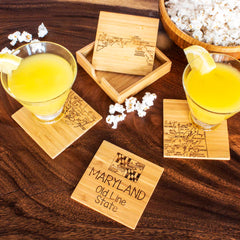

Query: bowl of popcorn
[159,0,240,58]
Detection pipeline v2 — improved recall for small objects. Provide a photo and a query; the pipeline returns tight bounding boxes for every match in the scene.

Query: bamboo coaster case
[76,11,172,103]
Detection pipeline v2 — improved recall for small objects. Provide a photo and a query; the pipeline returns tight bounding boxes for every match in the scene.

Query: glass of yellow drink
[183,53,240,131]
[1,41,77,123]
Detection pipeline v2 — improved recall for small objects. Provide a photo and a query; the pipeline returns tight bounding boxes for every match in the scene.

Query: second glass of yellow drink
[183,47,240,131]
[0,41,77,123]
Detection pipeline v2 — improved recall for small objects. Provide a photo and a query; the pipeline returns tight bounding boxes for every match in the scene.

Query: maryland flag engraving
[108,152,145,182]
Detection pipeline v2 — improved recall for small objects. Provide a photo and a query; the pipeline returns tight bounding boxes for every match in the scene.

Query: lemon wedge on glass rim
[184,45,216,74]
[0,53,22,75]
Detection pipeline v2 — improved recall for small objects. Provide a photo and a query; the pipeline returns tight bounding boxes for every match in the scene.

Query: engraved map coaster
[92,11,159,75]
[12,90,102,159]
[163,99,230,160]
[71,140,164,229]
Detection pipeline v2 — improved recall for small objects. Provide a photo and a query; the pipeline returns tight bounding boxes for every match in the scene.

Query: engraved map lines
[164,120,209,158]
[63,91,98,130]
[96,32,155,66]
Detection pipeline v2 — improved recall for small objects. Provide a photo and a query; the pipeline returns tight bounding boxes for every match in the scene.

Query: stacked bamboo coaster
[76,11,172,103]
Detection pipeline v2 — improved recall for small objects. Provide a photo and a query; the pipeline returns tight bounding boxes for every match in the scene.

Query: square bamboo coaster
[76,42,171,103]
[71,140,164,229]
[92,11,159,76]
[163,99,230,160]
[12,90,102,159]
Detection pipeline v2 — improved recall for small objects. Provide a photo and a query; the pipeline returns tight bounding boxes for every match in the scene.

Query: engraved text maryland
[89,166,146,213]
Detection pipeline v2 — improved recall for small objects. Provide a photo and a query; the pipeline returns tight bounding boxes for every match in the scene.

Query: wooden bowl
[159,0,240,59]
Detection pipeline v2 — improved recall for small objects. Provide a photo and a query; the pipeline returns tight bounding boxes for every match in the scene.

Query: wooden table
[1,1,240,239]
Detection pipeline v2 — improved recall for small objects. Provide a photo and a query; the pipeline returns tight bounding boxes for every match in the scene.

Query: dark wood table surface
[1,1,240,239]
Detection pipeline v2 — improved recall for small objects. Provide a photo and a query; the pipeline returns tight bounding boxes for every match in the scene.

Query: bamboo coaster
[163,99,230,160]
[77,42,171,104]
[92,11,159,75]
[71,140,164,229]
[12,90,102,159]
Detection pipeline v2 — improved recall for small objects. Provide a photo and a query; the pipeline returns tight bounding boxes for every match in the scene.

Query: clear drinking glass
[182,53,240,131]
[0,41,77,123]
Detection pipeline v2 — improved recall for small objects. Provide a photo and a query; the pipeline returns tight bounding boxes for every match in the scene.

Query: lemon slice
[184,45,216,74]
[0,53,22,74]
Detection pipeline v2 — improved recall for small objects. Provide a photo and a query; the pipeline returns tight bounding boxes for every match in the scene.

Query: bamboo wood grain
[1,1,240,239]
[71,140,164,229]
[159,0,240,58]
[163,99,230,160]
[76,42,171,103]
[92,11,159,75]
[12,90,102,159]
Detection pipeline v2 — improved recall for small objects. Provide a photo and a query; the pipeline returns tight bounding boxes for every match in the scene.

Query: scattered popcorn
[10,39,17,46]
[109,103,125,114]
[8,31,21,46]
[12,49,20,55]
[135,93,157,117]
[165,0,240,46]
[18,31,32,43]
[125,97,137,113]
[106,113,126,129]
[142,92,157,107]
[106,92,157,129]
[38,23,48,38]
[106,114,115,124]
[31,39,40,43]
[1,23,48,57]
[135,101,148,117]
[30,39,45,53]
[8,31,21,41]
[0,47,13,54]
[0,47,20,55]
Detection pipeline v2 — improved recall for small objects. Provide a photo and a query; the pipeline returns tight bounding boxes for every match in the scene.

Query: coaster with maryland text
[71,140,164,229]
[163,99,230,160]
[12,90,102,159]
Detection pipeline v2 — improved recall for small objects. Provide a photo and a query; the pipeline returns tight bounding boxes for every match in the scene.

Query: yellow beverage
[8,53,74,117]
[184,63,240,125]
